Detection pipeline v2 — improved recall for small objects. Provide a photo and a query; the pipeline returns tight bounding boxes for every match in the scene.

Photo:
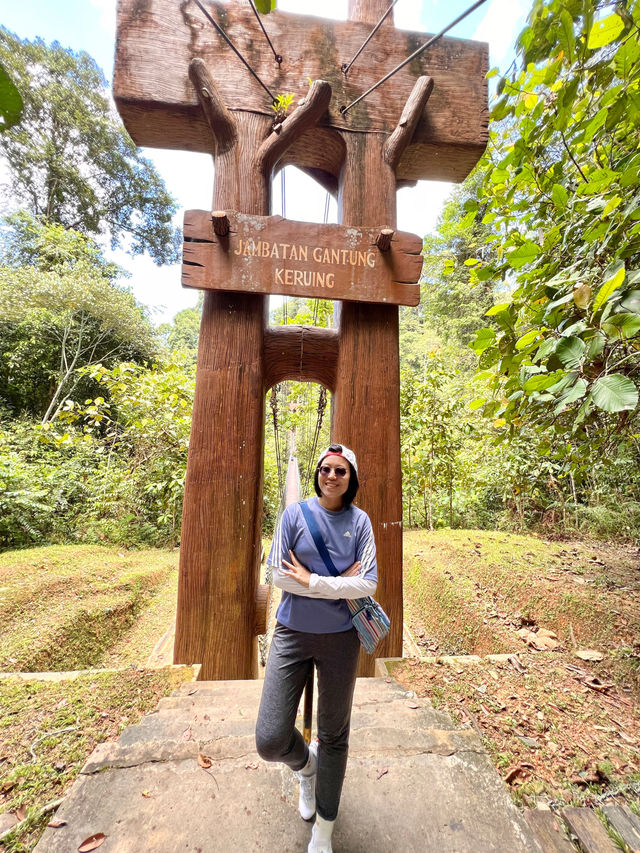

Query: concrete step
[113,677,456,754]
[34,676,542,853]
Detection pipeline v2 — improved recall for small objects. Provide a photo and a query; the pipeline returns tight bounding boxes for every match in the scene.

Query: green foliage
[400,352,468,529]
[157,297,202,361]
[417,168,499,368]
[53,358,195,546]
[471,0,640,463]
[0,257,159,422]
[0,60,22,131]
[0,419,96,550]
[255,0,276,12]
[1,211,120,278]
[271,92,295,117]
[0,27,179,263]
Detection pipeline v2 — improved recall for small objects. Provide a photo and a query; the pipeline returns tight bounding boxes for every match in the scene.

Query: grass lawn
[0,545,179,672]
[0,667,196,852]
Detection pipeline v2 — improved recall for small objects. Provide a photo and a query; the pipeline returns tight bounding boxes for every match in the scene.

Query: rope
[303,387,327,496]
[192,0,277,102]
[270,385,283,493]
[340,0,489,115]
[281,169,288,324]
[247,0,282,65]
[341,0,399,75]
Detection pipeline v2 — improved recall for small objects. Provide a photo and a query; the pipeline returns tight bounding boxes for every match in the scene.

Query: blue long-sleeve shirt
[268,497,378,633]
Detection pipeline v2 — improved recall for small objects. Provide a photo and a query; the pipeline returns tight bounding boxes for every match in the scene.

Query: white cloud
[277,0,347,19]
[473,0,529,69]
[113,251,198,326]
[90,0,117,39]
[397,180,454,237]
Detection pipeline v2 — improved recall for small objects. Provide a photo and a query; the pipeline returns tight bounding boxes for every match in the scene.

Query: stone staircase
[35,677,542,852]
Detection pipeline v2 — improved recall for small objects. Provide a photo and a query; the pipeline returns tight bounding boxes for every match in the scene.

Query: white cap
[317,444,358,474]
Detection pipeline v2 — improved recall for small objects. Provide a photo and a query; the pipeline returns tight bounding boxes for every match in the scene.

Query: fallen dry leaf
[15,805,27,821]
[505,765,525,784]
[181,727,193,741]
[574,649,604,662]
[48,818,67,828]
[376,766,389,780]
[141,791,153,798]
[517,627,560,651]
[583,677,614,693]
[197,754,212,769]
[78,833,106,852]
[406,701,419,709]
[508,655,526,675]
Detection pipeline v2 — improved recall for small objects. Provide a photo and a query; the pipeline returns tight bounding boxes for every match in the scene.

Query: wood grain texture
[561,808,619,853]
[254,583,271,636]
[174,111,272,681]
[264,326,339,391]
[602,806,640,852]
[182,211,422,306]
[523,810,575,853]
[333,129,402,677]
[113,0,488,182]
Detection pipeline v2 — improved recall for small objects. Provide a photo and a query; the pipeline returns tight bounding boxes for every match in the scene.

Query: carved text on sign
[183,211,423,306]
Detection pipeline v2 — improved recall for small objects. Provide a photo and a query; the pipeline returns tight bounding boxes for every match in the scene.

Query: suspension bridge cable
[192,0,277,102]
[341,0,399,75]
[247,0,283,65]
[340,0,489,115]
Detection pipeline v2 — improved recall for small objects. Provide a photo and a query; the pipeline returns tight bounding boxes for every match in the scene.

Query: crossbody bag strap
[298,501,340,577]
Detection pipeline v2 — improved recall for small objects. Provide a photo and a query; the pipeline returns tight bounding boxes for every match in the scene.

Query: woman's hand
[341,560,361,577]
[281,550,312,587]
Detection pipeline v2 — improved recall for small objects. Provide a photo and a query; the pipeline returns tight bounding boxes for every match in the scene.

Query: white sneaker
[308,821,333,853]
[297,739,318,821]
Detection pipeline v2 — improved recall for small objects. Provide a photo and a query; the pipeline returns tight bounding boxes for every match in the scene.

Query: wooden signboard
[183,211,422,306]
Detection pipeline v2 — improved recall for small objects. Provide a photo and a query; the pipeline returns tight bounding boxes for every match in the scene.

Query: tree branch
[384,75,434,171]
[188,58,237,155]
[254,80,332,177]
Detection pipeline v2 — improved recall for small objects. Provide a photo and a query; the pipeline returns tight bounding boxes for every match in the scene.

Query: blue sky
[0,0,530,322]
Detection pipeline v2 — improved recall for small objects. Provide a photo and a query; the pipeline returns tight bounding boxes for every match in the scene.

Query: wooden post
[174,67,332,679]
[334,2,433,676]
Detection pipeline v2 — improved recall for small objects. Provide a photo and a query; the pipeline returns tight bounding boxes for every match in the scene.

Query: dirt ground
[397,529,640,808]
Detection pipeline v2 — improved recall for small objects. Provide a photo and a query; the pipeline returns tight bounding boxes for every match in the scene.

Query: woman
[255,443,378,853]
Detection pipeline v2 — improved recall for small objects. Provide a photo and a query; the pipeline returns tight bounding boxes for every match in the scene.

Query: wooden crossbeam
[114,0,488,182]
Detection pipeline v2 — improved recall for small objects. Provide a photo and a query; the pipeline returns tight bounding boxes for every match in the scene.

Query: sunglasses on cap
[317,464,348,478]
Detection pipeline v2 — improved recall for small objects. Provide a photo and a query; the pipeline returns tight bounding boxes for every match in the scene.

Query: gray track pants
[255,622,361,821]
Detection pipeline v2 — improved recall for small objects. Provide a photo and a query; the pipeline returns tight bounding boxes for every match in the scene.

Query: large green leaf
[254,0,276,11]
[587,13,625,50]
[590,374,638,412]
[554,378,588,414]
[602,313,640,339]
[470,328,495,353]
[556,336,586,369]
[507,241,542,269]
[552,184,569,208]
[485,303,511,316]
[515,329,540,350]
[593,263,625,313]
[524,371,565,393]
[0,62,23,131]
[620,290,640,314]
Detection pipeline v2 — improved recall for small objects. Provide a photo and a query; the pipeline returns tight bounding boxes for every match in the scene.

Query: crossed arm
[272,550,377,600]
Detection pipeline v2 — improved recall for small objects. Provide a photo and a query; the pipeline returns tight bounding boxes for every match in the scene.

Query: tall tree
[0,27,180,264]
[0,216,160,422]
